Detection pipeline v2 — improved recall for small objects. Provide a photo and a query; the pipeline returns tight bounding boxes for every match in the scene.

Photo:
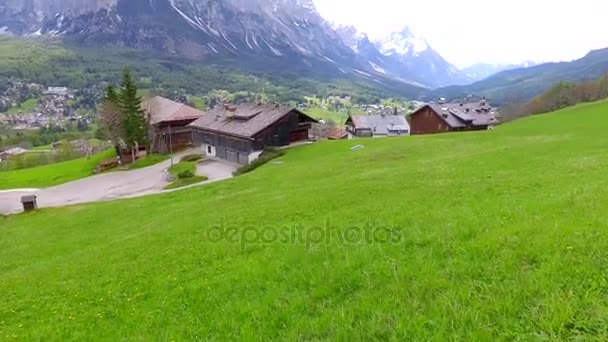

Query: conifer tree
[118,68,147,149]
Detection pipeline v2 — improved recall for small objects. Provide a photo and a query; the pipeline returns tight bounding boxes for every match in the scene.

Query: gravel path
[0,158,236,215]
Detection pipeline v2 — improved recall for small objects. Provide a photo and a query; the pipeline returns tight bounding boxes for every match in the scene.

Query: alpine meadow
[2,101,608,340]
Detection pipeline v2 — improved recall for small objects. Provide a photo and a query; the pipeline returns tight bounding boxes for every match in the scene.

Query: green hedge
[234,148,286,176]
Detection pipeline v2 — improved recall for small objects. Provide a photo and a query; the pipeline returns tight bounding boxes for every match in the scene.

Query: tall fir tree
[118,68,147,148]
[104,85,119,104]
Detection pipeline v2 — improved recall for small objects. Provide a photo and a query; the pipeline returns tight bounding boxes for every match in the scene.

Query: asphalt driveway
[0,158,236,215]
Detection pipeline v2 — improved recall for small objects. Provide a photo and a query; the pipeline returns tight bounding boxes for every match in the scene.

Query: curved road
[0,159,236,215]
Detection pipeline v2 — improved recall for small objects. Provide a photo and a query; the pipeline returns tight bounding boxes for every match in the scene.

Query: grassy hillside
[304,107,349,124]
[0,149,115,190]
[2,101,608,339]
[1,98,38,114]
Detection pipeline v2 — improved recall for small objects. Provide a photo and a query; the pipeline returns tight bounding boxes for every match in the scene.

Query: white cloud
[313,0,608,68]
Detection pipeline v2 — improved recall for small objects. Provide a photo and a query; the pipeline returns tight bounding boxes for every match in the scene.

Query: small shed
[21,195,38,212]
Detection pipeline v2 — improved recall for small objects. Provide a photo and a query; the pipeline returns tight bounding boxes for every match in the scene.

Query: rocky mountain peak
[0,0,477,89]
[376,26,430,57]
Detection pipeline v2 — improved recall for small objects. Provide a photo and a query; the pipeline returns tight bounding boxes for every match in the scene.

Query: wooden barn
[410,99,500,135]
[142,96,206,153]
[190,103,318,165]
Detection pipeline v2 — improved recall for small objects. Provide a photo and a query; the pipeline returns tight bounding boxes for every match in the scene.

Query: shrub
[181,154,204,162]
[234,148,286,176]
[177,170,194,179]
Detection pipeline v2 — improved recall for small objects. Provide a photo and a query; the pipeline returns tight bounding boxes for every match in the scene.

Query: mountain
[432,48,608,104]
[373,27,471,88]
[0,1,475,93]
[461,61,538,82]
[0,0,429,98]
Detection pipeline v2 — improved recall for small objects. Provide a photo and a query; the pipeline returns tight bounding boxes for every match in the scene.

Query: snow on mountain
[376,26,429,57]
[0,1,477,90]
[372,27,471,88]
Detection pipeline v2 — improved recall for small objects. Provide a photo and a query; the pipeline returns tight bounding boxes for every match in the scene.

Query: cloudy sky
[313,0,608,68]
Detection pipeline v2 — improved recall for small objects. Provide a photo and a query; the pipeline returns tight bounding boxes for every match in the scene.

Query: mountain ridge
[0,0,471,90]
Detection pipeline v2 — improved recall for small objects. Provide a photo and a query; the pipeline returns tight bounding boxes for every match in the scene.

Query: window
[207,146,212,154]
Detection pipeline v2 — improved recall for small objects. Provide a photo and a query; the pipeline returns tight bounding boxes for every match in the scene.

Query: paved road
[0,158,236,215]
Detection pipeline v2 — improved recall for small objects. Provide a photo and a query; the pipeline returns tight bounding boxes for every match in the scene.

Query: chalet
[190,103,318,165]
[143,96,206,153]
[409,99,499,135]
[346,114,410,138]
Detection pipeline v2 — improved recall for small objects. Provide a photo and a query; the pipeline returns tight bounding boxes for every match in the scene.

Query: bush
[181,154,204,162]
[234,148,286,176]
[177,170,194,179]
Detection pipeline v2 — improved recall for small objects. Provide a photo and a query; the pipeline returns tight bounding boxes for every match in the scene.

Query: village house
[190,103,318,165]
[143,96,206,153]
[346,114,410,138]
[409,99,499,135]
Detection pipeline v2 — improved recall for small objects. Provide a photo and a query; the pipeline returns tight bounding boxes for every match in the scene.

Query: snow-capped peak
[333,25,369,53]
[376,26,430,57]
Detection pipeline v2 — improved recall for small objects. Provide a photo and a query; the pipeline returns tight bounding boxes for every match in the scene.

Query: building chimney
[441,107,449,118]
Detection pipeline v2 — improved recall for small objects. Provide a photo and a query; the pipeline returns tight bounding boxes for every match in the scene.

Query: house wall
[192,130,252,165]
[410,107,451,135]
[251,111,311,150]
[354,128,373,137]
[152,120,197,153]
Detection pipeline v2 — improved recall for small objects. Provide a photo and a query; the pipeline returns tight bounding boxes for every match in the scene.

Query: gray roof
[425,102,499,128]
[142,96,205,125]
[190,103,317,139]
[348,115,410,135]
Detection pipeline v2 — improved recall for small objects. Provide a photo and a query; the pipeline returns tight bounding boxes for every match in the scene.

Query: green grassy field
[0,149,115,190]
[164,160,208,189]
[304,107,349,124]
[117,154,169,171]
[1,98,39,115]
[2,101,608,339]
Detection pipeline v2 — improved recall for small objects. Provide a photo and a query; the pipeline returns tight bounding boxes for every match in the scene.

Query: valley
[2,0,608,339]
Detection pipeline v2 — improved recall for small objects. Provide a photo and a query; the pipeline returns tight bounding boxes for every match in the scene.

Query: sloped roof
[424,102,499,128]
[326,127,349,140]
[190,103,318,139]
[348,115,410,135]
[142,96,206,125]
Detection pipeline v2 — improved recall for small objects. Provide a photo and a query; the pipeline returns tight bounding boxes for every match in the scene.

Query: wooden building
[410,100,499,135]
[190,103,318,165]
[346,114,410,138]
[142,96,206,153]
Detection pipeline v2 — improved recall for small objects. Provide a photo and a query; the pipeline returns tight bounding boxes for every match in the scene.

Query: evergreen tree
[104,85,119,104]
[118,68,147,148]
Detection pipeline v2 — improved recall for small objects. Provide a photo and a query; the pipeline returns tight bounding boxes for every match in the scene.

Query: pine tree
[104,85,119,104]
[118,68,147,149]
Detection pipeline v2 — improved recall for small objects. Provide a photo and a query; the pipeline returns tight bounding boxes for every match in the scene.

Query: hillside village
[137,95,499,165]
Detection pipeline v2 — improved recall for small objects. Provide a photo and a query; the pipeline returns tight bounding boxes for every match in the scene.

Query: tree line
[501,74,608,121]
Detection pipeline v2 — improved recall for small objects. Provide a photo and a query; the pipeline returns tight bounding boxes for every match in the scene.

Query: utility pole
[168,123,174,167]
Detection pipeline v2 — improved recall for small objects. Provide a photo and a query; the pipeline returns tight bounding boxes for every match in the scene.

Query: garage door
[226,150,239,164]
